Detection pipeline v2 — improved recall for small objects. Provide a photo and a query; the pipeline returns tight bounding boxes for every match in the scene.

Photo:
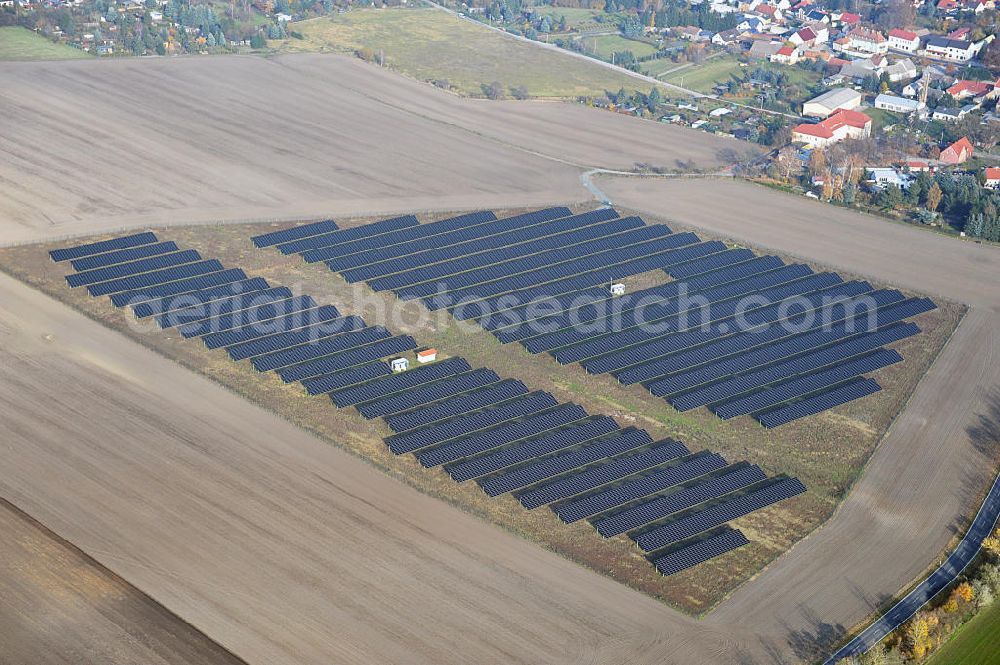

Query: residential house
[887,28,920,53]
[867,167,913,190]
[936,0,959,11]
[924,36,977,62]
[984,167,1000,190]
[788,26,818,46]
[791,109,872,147]
[834,11,861,25]
[770,44,800,63]
[885,58,918,82]
[946,79,999,101]
[737,16,767,32]
[713,28,744,45]
[754,4,782,21]
[939,137,974,164]
[835,26,889,56]
[875,93,926,114]
[748,40,783,58]
[933,105,976,121]
[803,87,864,117]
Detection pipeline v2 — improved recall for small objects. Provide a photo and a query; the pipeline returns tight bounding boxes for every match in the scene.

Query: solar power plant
[51,226,810,576]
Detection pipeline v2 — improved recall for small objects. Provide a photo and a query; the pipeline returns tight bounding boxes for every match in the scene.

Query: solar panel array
[287,207,937,427]
[52,223,810,575]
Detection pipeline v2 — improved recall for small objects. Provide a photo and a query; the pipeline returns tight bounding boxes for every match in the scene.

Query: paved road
[825,468,1000,663]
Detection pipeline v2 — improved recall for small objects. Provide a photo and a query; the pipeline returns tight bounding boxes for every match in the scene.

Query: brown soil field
[0,207,960,617]
[0,498,246,665]
[599,176,1000,658]
[0,54,754,245]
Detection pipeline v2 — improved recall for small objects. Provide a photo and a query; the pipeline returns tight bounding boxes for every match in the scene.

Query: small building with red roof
[940,137,974,165]
[984,167,1000,190]
[946,79,997,100]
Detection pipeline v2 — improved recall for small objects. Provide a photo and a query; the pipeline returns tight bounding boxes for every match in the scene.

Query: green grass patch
[661,54,745,93]
[864,107,903,130]
[528,6,607,30]
[274,8,655,99]
[0,26,92,61]
[576,33,658,60]
[927,601,1000,665]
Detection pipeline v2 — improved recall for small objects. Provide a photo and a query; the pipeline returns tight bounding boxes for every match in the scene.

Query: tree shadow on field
[781,608,846,662]
[967,389,1000,460]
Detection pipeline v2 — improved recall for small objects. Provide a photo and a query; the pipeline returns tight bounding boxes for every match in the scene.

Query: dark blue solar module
[387,391,558,454]
[416,403,587,468]
[758,378,882,427]
[87,260,223,296]
[300,362,394,396]
[201,305,344,348]
[479,428,654,497]
[554,453,729,523]
[111,269,248,307]
[453,239,719,321]
[425,233,702,309]
[526,264,821,356]
[594,464,767,537]
[384,379,529,432]
[665,248,756,279]
[70,242,180,272]
[226,315,369,359]
[250,330,412,373]
[302,210,517,265]
[556,278,868,367]
[445,416,621,482]
[235,320,382,362]
[276,215,421,255]
[488,254,784,340]
[366,217,647,292]
[132,277,271,318]
[624,292,921,387]
[396,222,670,299]
[518,439,690,509]
[67,250,202,287]
[50,232,157,262]
[356,369,502,419]
[666,324,919,411]
[652,528,749,576]
[337,208,597,278]
[330,208,597,277]
[329,357,472,407]
[634,478,806,552]
[712,348,902,419]
[251,220,339,248]
[178,295,319,337]
[158,287,297,329]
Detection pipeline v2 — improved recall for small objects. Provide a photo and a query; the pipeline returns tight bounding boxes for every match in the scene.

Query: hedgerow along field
[273,7,664,99]
[0,208,961,614]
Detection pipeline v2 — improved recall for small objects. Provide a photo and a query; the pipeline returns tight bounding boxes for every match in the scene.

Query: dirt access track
[0,55,997,664]
[0,53,751,244]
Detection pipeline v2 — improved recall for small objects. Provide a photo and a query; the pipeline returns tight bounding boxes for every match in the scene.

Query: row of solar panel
[367,216,649,292]
[425,233,706,310]
[757,378,881,428]
[277,215,421,254]
[251,220,339,248]
[448,239,720,323]
[652,528,749,576]
[316,209,571,267]
[337,208,603,279]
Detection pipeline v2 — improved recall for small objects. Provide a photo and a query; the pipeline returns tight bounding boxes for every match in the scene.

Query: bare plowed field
[0,55,751,245]
[0,498,246,665]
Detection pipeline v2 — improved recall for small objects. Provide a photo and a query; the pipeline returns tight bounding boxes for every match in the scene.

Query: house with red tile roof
[939,137,974,165]
[836,11,861,24]
[887,28,920,53]
[770,44,800,63]
[835,26,888,56]
[946,79,998,101]
[984,167,1000,190]
[791,109,872,147]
